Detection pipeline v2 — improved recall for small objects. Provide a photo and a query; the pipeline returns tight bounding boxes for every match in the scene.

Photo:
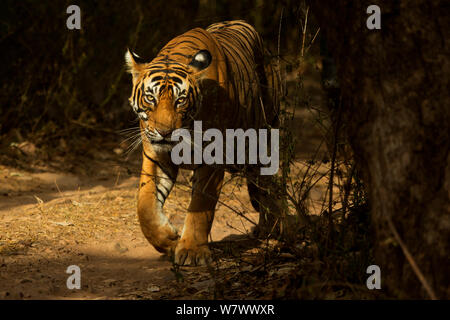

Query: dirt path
[0,152,340,300]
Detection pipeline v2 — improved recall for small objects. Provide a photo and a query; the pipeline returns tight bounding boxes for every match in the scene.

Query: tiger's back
[151,20,280,131]
[206,21,280,129]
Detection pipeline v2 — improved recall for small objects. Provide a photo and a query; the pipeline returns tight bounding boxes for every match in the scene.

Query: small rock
[71,200,83,207]
[147,285,160,292]
[191,279,214,290]
[102,279,117,286]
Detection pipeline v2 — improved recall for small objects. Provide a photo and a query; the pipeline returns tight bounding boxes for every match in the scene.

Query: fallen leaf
[19,278,33,284]
[10,172,23,177]
[114,243,128,253]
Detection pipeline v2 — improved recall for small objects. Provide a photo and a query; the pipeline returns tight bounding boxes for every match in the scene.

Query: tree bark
[309,0,449,298]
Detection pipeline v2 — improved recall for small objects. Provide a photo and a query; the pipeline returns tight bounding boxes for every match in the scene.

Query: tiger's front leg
[138,152,179,255]
[175,166,224,266]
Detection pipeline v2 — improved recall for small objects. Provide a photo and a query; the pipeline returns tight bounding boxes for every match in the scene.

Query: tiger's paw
[174,239,211,266]
[143,224,179,255]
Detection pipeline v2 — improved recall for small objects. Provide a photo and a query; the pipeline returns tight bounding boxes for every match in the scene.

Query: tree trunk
[309,0,449,298]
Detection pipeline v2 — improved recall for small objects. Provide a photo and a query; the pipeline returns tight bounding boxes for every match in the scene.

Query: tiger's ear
[125,48,148,79]
[189,50,212,71]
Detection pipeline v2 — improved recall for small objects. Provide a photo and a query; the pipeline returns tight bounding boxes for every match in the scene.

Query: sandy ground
[0,161,264,299]
[0,150,339,300]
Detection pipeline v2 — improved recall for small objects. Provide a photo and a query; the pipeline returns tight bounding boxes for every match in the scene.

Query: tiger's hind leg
[247,173,285,238]
[175,166,224,266]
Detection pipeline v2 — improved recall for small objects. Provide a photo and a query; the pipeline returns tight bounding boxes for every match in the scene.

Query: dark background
[0,0,305,149]
[1,0,448,299]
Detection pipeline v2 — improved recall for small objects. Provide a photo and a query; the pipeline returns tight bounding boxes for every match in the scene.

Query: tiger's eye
[144,95,155,105]
[176,97,186,106]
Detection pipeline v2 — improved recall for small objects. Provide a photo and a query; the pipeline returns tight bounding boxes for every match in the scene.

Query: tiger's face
[125,49,211,153]
[130,68,194,153]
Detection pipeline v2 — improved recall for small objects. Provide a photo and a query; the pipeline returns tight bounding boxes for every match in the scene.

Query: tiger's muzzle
[145,127,174,145]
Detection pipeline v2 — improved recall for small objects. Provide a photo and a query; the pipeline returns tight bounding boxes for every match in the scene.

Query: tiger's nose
[156,128,173,138]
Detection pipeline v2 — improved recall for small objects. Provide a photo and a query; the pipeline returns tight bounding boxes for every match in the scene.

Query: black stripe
[169,76,183,84]
[143,151,176,181]
[148,69,187,78]
[171,52,193,59]
[178,46,200,51]
[151,76,164,82]
[156,187,167,200]
[181,32,208,46]
[177,40,200,47]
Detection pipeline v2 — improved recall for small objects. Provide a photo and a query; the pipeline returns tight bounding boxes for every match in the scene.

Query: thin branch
[300,6,309,58]
[386,216,437,300]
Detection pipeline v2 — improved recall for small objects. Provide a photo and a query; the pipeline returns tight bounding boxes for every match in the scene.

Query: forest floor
[0,69,377,300]
[0,124,331,300]
[0,157,263,299]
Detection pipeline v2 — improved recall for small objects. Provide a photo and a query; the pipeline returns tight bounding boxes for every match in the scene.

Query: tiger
[125,20,282,266]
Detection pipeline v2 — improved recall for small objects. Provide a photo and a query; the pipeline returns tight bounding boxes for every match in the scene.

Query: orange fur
[125,21,281,265]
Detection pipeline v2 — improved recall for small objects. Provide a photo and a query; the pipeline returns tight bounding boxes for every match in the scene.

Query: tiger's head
[125,48,212,153]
